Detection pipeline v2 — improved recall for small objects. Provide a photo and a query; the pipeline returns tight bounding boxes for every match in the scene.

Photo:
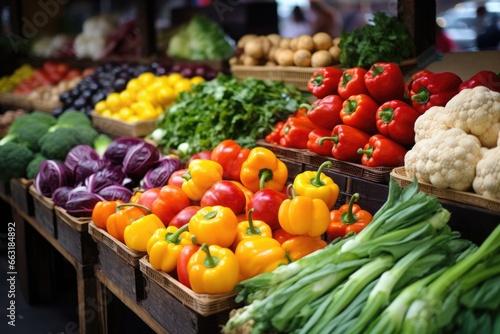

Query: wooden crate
[139,257,236,334]
[91,112,157,138]
[88,222,146,301]
[10,178,34,215]
[0,92,33,109]
[28,185,57,237]
[257,140,393,184]
[55,206,97,264]
[30,99,61,113]
[390,167,500,212]
[0,179,11,201]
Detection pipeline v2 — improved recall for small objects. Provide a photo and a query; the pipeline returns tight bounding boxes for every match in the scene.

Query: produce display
[231,32,341,67]
[0,109,28,137]
[0,64,34,93]
[28,75,82,108]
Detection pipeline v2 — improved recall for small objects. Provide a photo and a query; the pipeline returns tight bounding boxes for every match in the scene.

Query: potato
[279,37,291,49]
[311,50,333,67]
[244,39,264,59]
[293,49,312,67]
[296,34,315,52]
[259,36,272,57]
[237,34,258,48]
[267,33,281,46]
[332,37,341,47]
[229,57,240,65]
[313,32,333,50]
[275,49,295,66]
[242,55,261,66]
[265,60,277,66]
[329,45,341,62]
[289,37,298,51]
[267,46,278,62]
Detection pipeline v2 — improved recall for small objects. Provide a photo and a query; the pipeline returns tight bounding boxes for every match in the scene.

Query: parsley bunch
[339,12,415,69]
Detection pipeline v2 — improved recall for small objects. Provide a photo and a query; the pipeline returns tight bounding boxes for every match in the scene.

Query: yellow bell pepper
[281,235,327,261]
[231,208,273,250]
[189,205,238,248]
[182,159,224,201]
[147,224,194,273]
[234,235,289,281]
[123,213,165,252]
[278,185,330,237]
[187,243,239,294]
[240,147,288,193]
[293,161,340,210]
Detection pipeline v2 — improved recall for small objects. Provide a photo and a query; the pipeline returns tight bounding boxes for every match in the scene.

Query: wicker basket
[139,256,239,316]
[31,99,61,113]
[91,112,157,138]
[390,167,500,212]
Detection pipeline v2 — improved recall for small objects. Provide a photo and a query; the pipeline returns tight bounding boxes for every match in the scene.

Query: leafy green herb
[339,12,415,69]
[151,73,307,159]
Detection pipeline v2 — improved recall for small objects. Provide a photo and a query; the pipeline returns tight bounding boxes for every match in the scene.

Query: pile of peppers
[89,139,377,295]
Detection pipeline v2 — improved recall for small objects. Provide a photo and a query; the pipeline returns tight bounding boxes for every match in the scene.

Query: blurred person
[476,13,500,50]
[436,24,459,53]
[309,0,343,38]
[281,5,313,38]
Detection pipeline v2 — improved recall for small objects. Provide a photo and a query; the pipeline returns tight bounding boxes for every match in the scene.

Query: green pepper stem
[286,183,296,199]
[116,203,151,214]
[310,161,333,187]
[341,193,360,225]
[166,223,190,244]
[246,208,261,236]
[202,243,220,268]
[378,108,395,124]
[311,73,325,86]
[371,65,384,77]
[357,146,374,158]
[204,209,217,220]
[411,87,430,104]
[259,169,274,190]
[344,99,357,115]
[299,103,313,111]
[182,169,192,181]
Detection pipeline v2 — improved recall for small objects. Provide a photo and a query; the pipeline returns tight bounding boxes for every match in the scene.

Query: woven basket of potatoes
[230,32,341,68]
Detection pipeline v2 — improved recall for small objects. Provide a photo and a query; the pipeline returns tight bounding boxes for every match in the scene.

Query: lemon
[138,72,156,87]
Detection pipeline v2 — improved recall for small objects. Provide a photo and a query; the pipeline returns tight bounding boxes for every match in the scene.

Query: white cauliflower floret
[473,144,500,200]
[444,86,500,148]
[414,106,450,142]
[405,128,482,191]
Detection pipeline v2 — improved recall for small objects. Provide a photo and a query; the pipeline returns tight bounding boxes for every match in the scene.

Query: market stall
[1,0,499,333]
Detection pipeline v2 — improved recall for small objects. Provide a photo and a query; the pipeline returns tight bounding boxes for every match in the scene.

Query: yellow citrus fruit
[138,72,156,87]
[100,108,112,117]
[136,89,152,104]
[190,76,205,85]
[126,78,142,94]
[117,107,134,121]
[106,92,122,113]
[119,90,134,106]
[94,100,107,113]
[166,72,183,86]
[156,85,176,106]
[174,78,193,93]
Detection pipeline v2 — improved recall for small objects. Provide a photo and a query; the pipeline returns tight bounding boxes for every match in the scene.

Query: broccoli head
[0,142,34,180]
[8,111,56,133]
[0,121,52,151]
[38,126,99,161]
[55,110,92,128]
[26,153,47,179]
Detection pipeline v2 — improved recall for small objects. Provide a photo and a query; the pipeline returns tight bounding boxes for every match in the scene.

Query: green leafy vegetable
[339,11,415,69]
[151,73,308,159]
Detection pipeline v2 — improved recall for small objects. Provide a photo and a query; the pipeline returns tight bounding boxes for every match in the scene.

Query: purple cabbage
[142,156,184,190]
[85,173,117,194]
[103,137,144,165]
[51,186,75,207]
[97,184,133,202]
[99,164,126,184]
[122,141,160,180]
[35,160,73,198]
[64,145,100,171]
[73,159,109,186]
[62,188,105,218]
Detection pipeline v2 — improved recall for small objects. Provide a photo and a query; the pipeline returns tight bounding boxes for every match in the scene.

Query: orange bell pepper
[151,185,191,226]
[240,147,288,193]
[281,235,327,261]
[106,203,150,243]
[278,185,330,238]
[235,235,289,281]
[272,228,297,245]
[187,243,239,294]
[92,200,123,231]
[326,193,373,242]
[182,159,223,201]
[189,205,238,248]
[231,208,273,250]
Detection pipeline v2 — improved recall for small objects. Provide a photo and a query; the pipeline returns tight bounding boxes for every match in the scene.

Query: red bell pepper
[319,124,371,163]
[410,71,462,114]
[200,180,247,215]
[136,188,160,209]
[177,244,200,288]
[375,100,420,146]
[169,205,201,229]
[303,94,344,130]
[265,121,285,145]
[168,168,188,188]
[459,70,500,93]
[279,116,317,149]
[357,134,408,167]
[404,69,433,99]
[246,188,288,231]
[307,67,344,98]
[307,127,334,156]
[364,62,405,104]
[272,228,296,245]
[339,94,379,134]
[210,139,250,182]
[151,185,191,226]
[187,150,213,164]
[337,67,369,100]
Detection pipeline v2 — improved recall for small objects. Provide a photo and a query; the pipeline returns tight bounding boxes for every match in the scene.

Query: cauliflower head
[444,86,500,148]
[405,128,482,191]
[413,106,450,142]
[472,143,500,200]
